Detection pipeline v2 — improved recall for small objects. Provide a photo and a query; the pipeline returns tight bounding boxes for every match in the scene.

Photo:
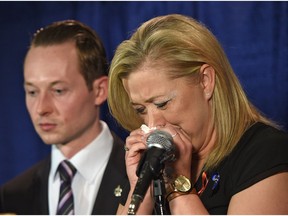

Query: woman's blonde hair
[108,14,276,170]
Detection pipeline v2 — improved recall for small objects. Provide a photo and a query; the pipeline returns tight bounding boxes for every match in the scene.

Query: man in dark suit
[0,20,128,214]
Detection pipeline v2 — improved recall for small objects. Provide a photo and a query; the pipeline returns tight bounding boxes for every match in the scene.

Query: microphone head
[146,130,174,152]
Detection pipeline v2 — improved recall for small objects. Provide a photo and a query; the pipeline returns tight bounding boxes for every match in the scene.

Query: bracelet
[166,187,197,202]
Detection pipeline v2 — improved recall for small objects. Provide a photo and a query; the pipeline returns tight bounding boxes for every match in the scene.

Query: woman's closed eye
[133,98,173,115]
[135,106,146,115]
[131,102,147,115]
[155,99,171,109]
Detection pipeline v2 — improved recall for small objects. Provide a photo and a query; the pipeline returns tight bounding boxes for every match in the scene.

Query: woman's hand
[118,128,154,215]
[120,124,195,215]
[124,128,147,187]
[159,124,194,180]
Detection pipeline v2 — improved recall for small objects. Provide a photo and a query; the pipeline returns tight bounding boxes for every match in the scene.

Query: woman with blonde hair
[108,14,288,214]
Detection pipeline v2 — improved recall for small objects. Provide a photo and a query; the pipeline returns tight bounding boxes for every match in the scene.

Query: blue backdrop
[0,1,287,185]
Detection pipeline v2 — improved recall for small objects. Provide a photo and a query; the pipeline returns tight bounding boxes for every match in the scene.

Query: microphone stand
[153,176,168,215]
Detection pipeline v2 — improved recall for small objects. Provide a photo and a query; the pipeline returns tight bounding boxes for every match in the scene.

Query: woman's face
[122,63,214,152]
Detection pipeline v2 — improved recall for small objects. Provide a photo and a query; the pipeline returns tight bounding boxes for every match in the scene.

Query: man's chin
[37,131,69,146]
[40,136,64,145]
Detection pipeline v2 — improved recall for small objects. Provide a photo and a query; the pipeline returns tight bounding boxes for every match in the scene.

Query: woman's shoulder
[226,122,288,195]
[235,122,288,155]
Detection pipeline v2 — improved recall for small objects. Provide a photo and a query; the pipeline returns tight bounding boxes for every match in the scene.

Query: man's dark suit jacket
[0,132,128,215]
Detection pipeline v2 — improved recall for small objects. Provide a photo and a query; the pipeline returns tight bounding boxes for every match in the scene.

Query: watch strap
[166,187,197,202]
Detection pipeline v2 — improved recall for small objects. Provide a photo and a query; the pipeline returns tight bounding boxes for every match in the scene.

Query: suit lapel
[32,156,51,214]
[92,133,127,214]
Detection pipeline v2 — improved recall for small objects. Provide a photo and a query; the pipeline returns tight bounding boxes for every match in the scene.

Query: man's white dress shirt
[48,121,113,215]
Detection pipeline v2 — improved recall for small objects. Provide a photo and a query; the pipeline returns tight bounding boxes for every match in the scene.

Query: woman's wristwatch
[166,175,197,202]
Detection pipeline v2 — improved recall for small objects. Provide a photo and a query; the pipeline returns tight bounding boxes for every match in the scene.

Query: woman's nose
[147,109,166,129]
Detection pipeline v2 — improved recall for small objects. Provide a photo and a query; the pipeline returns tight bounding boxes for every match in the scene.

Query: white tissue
[140,124,157,134]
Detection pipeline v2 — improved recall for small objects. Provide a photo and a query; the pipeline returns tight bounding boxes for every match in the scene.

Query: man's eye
[25,89,37,97]
[27,90,36,97]
[53,89,66,95]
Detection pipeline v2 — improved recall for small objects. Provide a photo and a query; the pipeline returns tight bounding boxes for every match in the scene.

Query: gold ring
[172,133,178,138]
[124,145,129,151]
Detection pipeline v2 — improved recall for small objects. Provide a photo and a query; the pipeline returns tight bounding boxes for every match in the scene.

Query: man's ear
[92,76,108,105]
[200,64,215,100]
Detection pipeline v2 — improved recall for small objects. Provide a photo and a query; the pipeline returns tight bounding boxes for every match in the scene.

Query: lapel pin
[212,172,220,190]
[114,185,122,197]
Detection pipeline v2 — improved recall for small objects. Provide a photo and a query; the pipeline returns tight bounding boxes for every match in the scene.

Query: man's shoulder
[1,156,50,191]
[0,156,50,214]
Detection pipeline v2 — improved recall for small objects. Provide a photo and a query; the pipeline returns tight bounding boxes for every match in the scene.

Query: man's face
[24,42,99,146]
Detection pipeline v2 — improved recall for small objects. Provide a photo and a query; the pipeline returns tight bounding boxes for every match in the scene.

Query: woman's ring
[124,145,129,151]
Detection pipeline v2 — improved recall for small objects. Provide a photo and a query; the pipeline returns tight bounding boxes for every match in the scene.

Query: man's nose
[36,92,53,116]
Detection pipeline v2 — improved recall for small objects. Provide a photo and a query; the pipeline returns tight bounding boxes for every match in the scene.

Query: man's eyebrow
[24,80,67,86]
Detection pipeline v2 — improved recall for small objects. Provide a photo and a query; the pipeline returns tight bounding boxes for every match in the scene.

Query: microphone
[128,130,175,215]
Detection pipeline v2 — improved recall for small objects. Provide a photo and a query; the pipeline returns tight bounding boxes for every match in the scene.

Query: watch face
[174,175,191,192]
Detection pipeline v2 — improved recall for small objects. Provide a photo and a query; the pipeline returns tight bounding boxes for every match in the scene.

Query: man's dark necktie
[56,160,77,215]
